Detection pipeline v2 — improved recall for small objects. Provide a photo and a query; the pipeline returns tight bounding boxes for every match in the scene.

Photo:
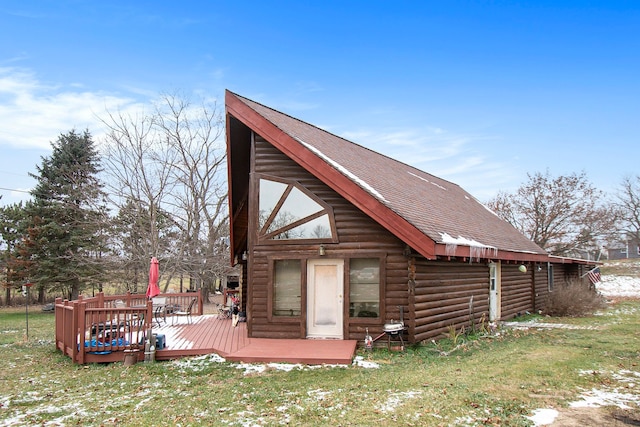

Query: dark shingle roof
[227,91,548,259]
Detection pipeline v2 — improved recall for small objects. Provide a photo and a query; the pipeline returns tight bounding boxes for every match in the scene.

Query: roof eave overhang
[433,244,550,263]
[225,106,237,266]
[432,244,599,265]
[225,91,437,259]
[548,255,601,265]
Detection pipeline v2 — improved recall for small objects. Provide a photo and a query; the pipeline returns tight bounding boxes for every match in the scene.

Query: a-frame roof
[226,90,550,263]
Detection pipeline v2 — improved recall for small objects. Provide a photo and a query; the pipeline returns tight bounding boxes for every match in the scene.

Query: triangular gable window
[258,177,335,241]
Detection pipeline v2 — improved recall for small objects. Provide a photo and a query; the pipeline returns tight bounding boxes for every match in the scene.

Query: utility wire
[0,186,31,194]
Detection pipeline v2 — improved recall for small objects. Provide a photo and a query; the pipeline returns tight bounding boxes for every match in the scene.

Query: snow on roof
[440,232,498,259]
[407,172,448,191]
[295,136,389,204]
[439,232,494,248]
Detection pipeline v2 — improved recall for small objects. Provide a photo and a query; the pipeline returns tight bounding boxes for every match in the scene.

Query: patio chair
[216,303,232,319]
[172,297,197,324]
[152,296,168,326]
[114,299,140,329]
[216,293,239,320]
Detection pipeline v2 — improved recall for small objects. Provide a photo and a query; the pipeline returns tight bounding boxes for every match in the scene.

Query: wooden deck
[153,315,357,365]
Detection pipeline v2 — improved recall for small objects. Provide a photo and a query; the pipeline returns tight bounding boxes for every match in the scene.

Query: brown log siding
[500,264,534,319]
[246,135,584,344]
[534,263,550,312]
[411,260,489,343]
[249,136,409,340]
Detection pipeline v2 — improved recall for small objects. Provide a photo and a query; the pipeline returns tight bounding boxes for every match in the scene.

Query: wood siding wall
[501,264,534,319]
[248,137,409,340]
[244,135,589,344]
[411,260,489,343]
[534,263,550,311]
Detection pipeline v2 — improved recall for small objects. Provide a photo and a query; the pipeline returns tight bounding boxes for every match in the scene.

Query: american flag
[587,267,601,285]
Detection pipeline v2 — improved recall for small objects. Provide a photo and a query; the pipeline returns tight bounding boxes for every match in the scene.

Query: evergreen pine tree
[0,201,32,304]
[27,130,108,300]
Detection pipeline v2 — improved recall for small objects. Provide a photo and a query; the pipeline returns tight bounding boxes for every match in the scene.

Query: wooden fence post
[73,300,82,364]
[54,298,62,352]
[97,292,104,308]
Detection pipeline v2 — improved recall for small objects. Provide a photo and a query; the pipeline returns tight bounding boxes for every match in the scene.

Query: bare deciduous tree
[101,106,178,291]
[154,94,230,299]
[616,174,640,244]
[487,170,617,258]
[101,93,231,297]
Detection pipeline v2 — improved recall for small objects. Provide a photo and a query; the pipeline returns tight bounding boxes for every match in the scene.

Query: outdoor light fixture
[241,251,248,261]
[403,245,412,257]
[318,244,326,256]
[518,265,527,273]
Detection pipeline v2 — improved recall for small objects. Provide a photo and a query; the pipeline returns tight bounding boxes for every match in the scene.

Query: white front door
[307,259,344,339]
[489,262,501,322]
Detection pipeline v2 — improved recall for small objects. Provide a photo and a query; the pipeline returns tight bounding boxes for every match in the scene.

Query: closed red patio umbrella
[146,257,160,298]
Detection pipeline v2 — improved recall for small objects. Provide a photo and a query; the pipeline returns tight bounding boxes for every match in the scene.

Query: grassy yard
[1,301,639,426]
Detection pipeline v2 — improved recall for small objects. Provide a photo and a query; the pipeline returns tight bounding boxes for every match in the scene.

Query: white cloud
[0,67,522,203]
[0,67,155,206]
[0,67,142,149]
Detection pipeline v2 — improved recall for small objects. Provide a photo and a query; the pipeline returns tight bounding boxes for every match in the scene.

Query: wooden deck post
[73,300,82,364]
[96,292,104,308]
[54,298,62,353]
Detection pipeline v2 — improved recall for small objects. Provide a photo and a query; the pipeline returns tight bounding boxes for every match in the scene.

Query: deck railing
[55,290,203,364]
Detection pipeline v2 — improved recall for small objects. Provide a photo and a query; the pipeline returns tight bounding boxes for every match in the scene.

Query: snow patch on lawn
[352,355,379,368]
[0,401,89,427]
[526,408,559,426]
[527,369,640,426]
[172,353,378,375]
[235,363,267,375]
[570,370,640,409]
[596,275,640,297]
[378,390,423,413]
[171,353,226,372]
[569,388,639,409]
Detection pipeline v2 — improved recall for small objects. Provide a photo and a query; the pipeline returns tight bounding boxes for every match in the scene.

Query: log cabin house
[225,90,594,345]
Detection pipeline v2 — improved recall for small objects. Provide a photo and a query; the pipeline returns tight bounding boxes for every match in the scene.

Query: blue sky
[1,1,638,206]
